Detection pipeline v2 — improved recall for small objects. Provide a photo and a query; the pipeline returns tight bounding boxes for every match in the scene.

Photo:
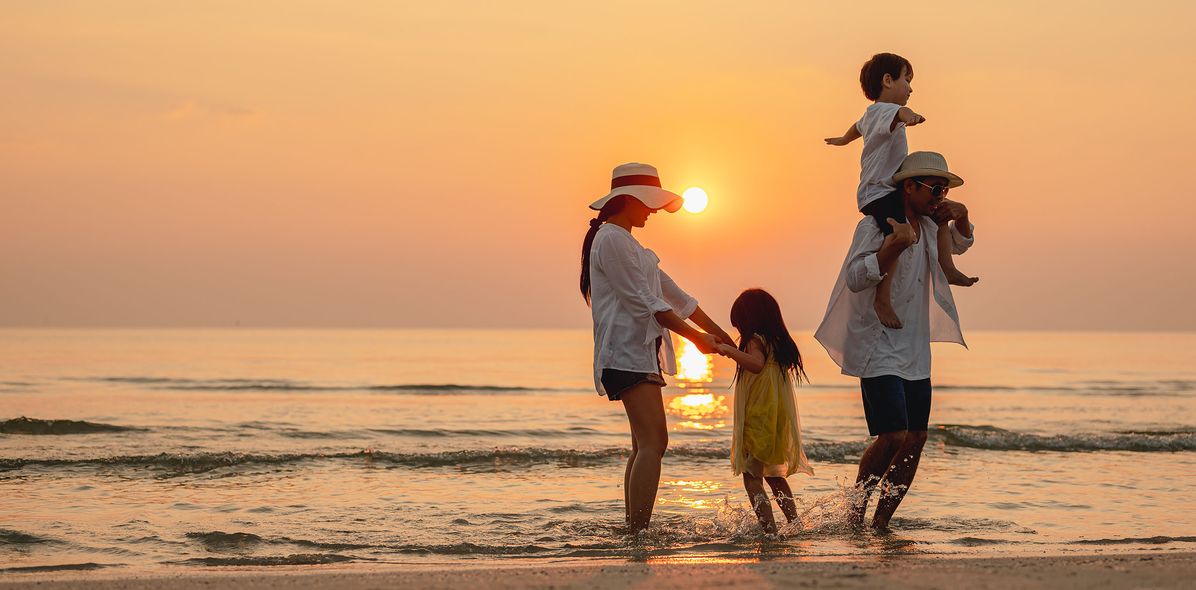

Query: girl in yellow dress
[716,289,813,534]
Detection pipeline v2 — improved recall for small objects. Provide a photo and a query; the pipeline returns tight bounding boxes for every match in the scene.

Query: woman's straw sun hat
[590,162,684,212]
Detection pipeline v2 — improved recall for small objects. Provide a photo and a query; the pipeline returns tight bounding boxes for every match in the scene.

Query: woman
[580,162,735,533]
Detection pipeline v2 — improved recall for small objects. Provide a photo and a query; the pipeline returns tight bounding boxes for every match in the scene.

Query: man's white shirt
[815,217,974,379]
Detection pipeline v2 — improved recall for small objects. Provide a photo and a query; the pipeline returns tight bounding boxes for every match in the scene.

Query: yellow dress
[730,339,813,478]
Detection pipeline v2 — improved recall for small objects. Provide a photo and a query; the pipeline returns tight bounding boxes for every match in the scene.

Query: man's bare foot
[945,268,979,287]
[874,298,903,329]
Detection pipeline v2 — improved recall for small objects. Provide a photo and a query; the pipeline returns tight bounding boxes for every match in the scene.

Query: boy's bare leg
[874,274,902,328]
[765,477,798,522]
[937,223,978,286]
[743,474,777,534]
[874,232,905,328]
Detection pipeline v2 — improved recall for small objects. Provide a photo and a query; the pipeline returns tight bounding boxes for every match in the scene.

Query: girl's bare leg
[937,223,978,286]
[743,474,777,534]
[620,383,668,533]
[765,477,798,522]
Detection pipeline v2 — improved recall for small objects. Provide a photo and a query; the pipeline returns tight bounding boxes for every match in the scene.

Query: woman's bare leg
[621,383,668,533]
[623,435,638,523]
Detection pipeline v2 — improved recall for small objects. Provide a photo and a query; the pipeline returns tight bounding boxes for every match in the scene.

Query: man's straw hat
[892,151,964,188]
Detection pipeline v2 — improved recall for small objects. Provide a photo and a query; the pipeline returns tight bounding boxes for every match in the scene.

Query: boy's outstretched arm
[893,106,925,131]
[824,123,861,146]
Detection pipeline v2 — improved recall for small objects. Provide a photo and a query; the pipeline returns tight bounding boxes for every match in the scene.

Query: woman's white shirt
[589,224,698,395]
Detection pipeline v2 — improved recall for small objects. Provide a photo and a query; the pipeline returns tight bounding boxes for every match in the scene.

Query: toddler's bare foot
[874,298,903,329]
[945,268,979,287]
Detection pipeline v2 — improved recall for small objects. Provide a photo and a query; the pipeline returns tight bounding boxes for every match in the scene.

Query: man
[814,151,975,530]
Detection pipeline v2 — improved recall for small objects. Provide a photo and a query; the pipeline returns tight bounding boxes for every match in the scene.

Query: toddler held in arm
[824,53,977,329]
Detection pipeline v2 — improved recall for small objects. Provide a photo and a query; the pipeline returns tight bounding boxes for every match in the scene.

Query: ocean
[1,328,1194,573]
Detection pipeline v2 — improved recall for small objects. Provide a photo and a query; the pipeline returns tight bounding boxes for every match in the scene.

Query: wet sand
[2,552,1193,589]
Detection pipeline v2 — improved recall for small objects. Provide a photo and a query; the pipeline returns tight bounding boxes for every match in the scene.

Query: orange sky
[2,2,1194,330]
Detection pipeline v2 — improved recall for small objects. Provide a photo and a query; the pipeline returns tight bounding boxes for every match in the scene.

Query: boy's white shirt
[855,102,907,211]
[588,224,698,395]
[814,216,974,379]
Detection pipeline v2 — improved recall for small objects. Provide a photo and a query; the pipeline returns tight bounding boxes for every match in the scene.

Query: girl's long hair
[729,288,807,383]
[579,195,629,304]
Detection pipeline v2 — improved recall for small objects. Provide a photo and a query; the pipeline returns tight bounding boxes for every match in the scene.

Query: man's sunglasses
[915,180,949,198]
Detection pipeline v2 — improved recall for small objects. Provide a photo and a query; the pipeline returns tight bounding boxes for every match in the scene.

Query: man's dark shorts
[860,375,932,435]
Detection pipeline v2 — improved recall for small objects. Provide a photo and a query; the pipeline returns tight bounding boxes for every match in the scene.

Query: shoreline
[2,552,1194,589]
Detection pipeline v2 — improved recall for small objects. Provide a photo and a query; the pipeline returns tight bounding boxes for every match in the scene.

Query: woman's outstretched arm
[687,306,735,347]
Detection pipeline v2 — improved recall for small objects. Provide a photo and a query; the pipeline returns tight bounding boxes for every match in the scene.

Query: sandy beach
[3,552,1194,590]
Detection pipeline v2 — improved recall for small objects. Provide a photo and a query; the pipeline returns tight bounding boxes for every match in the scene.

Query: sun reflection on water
[667,394,729,421]
[668,335,726,431]
[675,336,713,383]
[659,479,724,510]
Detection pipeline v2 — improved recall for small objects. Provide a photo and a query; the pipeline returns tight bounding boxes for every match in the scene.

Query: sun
[682,187,708,214]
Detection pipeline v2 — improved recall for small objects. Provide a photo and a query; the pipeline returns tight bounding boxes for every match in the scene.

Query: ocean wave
[82,376,576,394]
[0,529,61,545]
[890,516,1037,534]
[392,543,553,555]
[186,531,264,551]
[0,442,866,475]
[1,417,139,435]
[4,425,1189,476]
[1074,535,1196,545]
[933,424,1196,452]
[0,563,114,573]
[807,380,1195,396]
[176,554,355,566]
[279,426,607,440]
[0,451,348,474]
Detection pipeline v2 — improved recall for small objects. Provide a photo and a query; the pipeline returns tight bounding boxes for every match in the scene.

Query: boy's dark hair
[859,53,912,101]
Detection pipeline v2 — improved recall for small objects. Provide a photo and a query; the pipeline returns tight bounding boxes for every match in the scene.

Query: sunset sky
[3,1,1194,330]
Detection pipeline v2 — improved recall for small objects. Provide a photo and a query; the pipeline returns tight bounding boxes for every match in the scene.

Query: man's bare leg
[871,431,928,530]
[937,223,978,286]
[849,431,908,528]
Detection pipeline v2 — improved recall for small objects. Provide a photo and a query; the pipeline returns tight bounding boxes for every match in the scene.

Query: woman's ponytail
[579,196,628,304]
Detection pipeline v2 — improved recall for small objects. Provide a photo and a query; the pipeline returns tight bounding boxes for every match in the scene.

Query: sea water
[1,329,1194,572]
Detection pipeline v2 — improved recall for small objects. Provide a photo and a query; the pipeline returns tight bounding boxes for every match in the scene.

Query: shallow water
[1,329,1194,572]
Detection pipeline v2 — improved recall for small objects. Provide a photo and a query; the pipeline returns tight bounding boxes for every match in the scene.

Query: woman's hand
[691,332,719,355]
[715,331,736,347]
